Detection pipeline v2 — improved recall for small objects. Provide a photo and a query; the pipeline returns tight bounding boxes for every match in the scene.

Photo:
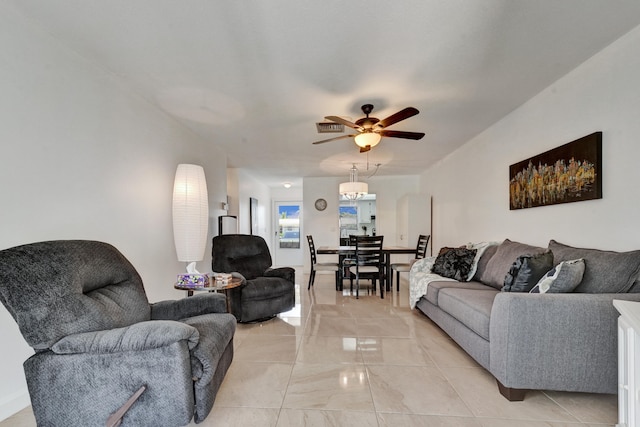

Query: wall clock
[314,198,327,211]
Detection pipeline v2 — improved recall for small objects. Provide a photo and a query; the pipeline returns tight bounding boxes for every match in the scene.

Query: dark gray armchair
[0,240,236,427]
[212,234,295,323]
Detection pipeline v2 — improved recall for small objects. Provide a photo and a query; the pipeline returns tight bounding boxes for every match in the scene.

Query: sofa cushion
[432,247,478,281]
[472,244,498,282]
[549,240,640,293]
[530,259,585,293]
[425,280,493,306]
[466,242,499,282]
[437,288,498,340]
[479,239,547,289]
[502,252,554,293]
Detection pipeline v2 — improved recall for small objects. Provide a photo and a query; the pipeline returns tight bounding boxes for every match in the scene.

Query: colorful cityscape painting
[509,132,602,210]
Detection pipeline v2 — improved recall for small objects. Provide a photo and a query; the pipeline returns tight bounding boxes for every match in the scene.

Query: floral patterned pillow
[432,247,478,281]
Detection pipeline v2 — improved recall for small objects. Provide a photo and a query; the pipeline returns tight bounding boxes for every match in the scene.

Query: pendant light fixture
[339,164,368,201]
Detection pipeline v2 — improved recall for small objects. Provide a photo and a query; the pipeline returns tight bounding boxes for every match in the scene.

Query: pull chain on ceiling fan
[312,104,425,152]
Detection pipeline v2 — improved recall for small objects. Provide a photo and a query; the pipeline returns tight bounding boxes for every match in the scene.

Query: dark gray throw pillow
[530,259,585,293]
[502,251,554,292]
[549,240,640,293]
[432,247,455,275]
[432,247,478,281]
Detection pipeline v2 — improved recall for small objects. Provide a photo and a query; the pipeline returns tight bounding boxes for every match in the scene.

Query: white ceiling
[9,0,640,187]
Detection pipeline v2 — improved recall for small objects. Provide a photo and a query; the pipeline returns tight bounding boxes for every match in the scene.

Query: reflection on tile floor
[1,269,618,426]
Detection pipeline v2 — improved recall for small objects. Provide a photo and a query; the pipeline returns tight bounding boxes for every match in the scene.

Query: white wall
[420,24,640,253]
[303,175,420,273]
[226,168,272,247]
[0,4,227,419]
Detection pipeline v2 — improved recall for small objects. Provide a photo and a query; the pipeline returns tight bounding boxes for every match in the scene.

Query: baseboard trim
[0,389,30,422]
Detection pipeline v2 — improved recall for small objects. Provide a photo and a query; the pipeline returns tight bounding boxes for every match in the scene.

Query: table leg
[338,254,345,291]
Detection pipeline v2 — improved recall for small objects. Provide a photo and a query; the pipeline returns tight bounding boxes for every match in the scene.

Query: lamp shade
[354,132,381,148]
[172,164,209,262]
[339,164,368,200]
[339,181,368,200]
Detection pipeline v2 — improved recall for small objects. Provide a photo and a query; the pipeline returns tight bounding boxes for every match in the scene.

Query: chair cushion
[349,266,380,274]
[314,262,339,271]
[391,262,412,272]
[242,277,295,301]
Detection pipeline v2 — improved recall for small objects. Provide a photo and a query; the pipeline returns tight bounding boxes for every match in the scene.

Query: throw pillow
[502,251,554,292]
[549,240,640,293]
[481,239,547,289]
[432,247,478,281]
[431,247,455,275]
[530,259,585,293]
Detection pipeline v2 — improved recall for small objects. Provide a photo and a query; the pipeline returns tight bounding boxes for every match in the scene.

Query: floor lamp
[172,164,209,286]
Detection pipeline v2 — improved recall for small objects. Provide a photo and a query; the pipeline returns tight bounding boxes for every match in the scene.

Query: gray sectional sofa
[410,238,640,400]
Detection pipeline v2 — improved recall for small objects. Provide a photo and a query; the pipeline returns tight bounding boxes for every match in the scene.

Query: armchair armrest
[51,320,199,355]
[489,292,640,393]
[264,267,295,283]
[151,292,227,320]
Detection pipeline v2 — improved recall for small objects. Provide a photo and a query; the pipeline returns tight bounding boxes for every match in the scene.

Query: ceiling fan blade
[325,116,363,131]
[376,107,419,129]
[379,130,425,140]
[312,134,356,145]
[359,145,371,153]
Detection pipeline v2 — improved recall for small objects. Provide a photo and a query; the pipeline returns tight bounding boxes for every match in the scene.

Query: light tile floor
[1,269,618,426]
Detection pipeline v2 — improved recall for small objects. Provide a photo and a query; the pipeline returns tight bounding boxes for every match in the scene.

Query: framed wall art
[509,132,602,210]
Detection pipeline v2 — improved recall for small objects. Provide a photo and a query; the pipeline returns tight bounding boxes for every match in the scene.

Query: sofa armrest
[264,266,295,283]
[489,292,640,393]
[151,292,227,320]
[51,320,199,354]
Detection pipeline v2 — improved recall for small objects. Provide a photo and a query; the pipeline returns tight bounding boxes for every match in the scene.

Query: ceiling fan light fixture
[354,132,381,149]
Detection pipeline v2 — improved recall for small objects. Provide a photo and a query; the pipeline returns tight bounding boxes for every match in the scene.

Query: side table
[174,277,243,314]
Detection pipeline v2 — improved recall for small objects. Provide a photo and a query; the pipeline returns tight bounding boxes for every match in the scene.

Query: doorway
[273,201,303,267]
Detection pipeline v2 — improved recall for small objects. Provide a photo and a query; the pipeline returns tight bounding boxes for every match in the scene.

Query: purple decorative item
[176,274,209,288]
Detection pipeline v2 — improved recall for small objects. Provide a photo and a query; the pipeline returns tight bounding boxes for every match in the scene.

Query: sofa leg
[496,380,527,401]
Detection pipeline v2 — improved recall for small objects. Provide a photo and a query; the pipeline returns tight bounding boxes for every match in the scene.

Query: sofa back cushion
[471,244,498,282]
[548,240,640,293]
[478,239,547,289]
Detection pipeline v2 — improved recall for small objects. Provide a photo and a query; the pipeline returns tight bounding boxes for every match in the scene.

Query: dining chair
[348,235,385,299]
[390,234,430,291]
[307,235,340,290]
[340,234,359,289]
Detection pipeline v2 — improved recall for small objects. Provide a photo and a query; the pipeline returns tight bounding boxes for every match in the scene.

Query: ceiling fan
[313,104,425,153]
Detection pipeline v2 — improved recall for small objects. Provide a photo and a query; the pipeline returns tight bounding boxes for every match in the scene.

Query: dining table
[316,244,416,292]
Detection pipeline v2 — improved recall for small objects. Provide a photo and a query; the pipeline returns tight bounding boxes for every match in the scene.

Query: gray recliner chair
[212,234,295,323]
[0,240,236,427]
